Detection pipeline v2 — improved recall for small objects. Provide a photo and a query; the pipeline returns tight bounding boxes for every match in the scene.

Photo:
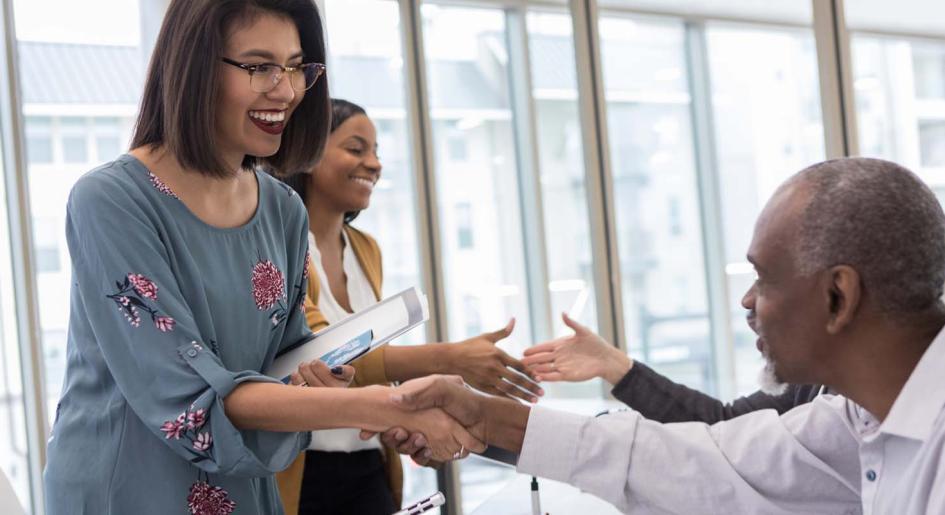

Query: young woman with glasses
[274,99,545,514]
[43,2,481,513]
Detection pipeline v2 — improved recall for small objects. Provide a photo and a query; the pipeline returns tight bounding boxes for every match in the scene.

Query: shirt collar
[878,324,945,441]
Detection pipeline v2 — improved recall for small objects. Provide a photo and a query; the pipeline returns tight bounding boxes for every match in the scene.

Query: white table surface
[470,472,622,515]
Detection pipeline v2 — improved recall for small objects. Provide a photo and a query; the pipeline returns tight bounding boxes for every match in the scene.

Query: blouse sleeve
[66,175,307,477]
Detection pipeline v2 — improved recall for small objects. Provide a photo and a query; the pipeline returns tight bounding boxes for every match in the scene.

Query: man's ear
[825,265,861,334]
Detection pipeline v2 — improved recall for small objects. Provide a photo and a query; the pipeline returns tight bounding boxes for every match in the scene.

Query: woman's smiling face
[307,114,382,214]
[216,13,305,161]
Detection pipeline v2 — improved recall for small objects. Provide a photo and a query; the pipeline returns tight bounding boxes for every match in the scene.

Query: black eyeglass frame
[221,57,326,92]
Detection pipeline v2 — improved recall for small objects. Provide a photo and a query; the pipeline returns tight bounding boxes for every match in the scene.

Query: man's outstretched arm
[392,376,861,514]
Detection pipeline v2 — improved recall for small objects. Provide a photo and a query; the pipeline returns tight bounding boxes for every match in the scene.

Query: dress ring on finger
[453,445,465,460]
[298,381,309,387]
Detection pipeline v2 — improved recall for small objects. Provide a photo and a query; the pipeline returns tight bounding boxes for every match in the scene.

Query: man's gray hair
[793,157,945,314]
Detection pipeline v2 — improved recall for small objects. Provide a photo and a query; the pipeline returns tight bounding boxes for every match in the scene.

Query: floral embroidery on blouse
[163,405,232,514]
[187,480,236,515]
[298,247,311,314]
[251,260,285,310]
[107,273,176,331]
[160,406,215,462]
[149,172,179,199]
[251,259,293,329]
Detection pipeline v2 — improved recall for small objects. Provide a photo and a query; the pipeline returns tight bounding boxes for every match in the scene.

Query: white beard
[757,353,788,396]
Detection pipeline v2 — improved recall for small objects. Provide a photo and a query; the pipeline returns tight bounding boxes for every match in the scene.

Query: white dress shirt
[306,229,383,452]
[517,327,945,514]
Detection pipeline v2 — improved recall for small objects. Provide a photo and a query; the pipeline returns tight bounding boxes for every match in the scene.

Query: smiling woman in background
[277,98,543,515]
[42,2,482,514]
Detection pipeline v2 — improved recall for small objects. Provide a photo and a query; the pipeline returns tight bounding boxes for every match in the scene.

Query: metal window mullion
[812,0,859,158]
[0,1,48,513]
[570,0,624,363]
[683,22,736,400]
[506,7,553,343]
[399,1,462,513]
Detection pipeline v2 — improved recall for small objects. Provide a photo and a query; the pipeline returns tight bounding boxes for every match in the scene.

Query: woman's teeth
[248,110,285,123]
[352,177,374,189]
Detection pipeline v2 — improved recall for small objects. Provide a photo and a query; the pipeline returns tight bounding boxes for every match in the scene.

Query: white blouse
[306,229,383,452]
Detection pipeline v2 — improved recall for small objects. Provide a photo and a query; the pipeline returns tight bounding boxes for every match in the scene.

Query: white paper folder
[265,286,429,382]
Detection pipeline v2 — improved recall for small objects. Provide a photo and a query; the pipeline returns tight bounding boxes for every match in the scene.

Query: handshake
[360,375,531,464]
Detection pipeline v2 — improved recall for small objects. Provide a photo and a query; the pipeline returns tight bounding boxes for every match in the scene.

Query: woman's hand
[522,313,632,385]
[289,360,355,388]
[370,426,437,466]
[444,319,544,403]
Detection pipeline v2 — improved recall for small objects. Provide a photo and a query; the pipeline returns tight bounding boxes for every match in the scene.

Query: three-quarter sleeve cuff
[178,341,243,398]
[516,406,583,483]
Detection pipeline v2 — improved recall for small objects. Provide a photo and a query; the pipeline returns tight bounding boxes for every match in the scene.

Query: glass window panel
[598,0,812,24]
[323,0,436,507]
[705,23,825,395]
[61,135,88,164]
[851,34,945,192]
[846,0,945,38]
[600,15,716,394]
[24,136,52,165]
[421,4,529,511]
[913,44,945,101]
[95,135,121,162]
[0,115,32,514]
[527,9,602,399]
[14,0,149,427]
[24,117,51,165]
[32,217,61,274]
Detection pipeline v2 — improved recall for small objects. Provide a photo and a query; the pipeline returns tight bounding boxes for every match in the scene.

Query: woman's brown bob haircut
[131,0,330,178]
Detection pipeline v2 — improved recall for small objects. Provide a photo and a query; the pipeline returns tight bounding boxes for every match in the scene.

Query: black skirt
[298,449,397,515]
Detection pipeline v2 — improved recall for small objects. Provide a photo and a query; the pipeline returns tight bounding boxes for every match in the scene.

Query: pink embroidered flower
[118,296,131,306]
[193,432,212,452]
[154,315,176,332]
[128,273,158,300]
[149,172,179,199]
[251,260,285,310]
[187,481,236,515]
[187,409,206,429]
[160,413,186,440]
[122,305,141,328]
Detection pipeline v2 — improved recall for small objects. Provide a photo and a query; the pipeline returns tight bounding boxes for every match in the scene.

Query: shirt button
[186,349,198,357]
[866,470,877,482]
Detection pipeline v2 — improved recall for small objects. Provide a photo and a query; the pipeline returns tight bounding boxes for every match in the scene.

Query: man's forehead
[748,182,809,268]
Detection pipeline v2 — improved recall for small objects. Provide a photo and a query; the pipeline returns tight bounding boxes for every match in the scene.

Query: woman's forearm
[383,344,450,382]
[224,381,404,433]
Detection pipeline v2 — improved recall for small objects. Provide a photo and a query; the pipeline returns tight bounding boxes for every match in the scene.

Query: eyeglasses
[221,57,326,93]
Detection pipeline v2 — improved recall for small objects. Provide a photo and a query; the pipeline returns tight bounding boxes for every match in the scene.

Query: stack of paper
[265,287,429,382]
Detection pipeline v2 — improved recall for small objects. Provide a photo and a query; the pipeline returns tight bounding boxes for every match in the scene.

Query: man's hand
[370,426,438,466]
[444,319,544,403]
[522,313,632,385]
[389,375,530,455]
[289,360,355,388]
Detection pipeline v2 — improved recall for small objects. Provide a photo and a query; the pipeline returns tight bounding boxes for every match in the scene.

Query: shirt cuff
[516,406,585,483]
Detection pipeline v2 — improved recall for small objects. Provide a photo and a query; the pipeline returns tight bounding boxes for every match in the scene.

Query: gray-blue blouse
[44,155,313,514]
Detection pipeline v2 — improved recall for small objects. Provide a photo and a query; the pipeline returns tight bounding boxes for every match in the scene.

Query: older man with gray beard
[386,157,945,514]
